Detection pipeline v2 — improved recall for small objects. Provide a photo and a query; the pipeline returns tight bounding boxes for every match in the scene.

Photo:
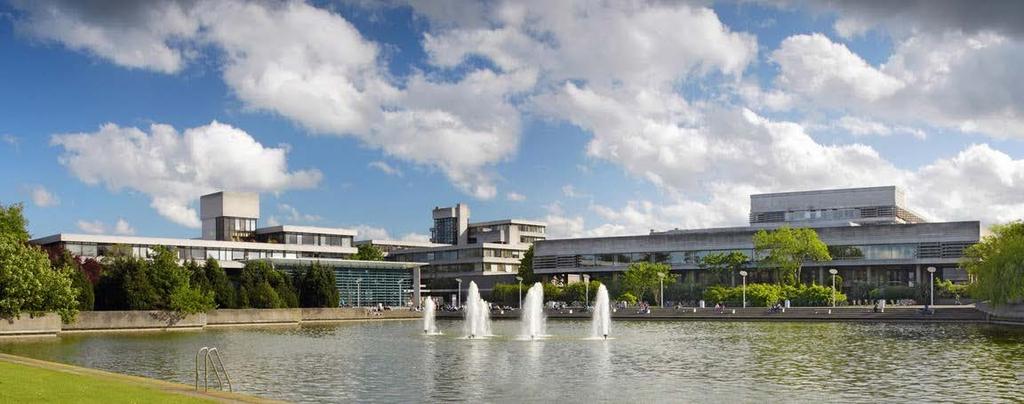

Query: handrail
[195,346,232,392]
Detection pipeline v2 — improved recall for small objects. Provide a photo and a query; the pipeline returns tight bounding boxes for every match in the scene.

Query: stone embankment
[438,305,989,323]
[0,307,420,337]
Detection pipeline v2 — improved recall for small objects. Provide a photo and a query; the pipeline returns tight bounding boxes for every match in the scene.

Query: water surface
[2,320,1023,403]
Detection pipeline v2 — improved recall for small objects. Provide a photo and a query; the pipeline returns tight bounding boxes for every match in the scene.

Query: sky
[1,0,1022,241]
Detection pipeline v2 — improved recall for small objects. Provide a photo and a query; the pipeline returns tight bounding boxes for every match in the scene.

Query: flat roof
[29,233,358,253]
[253,257,425,270]
[386,242,531,254]
[254,225,356,236]
[749,185,899,199]
[353,239,449,248]
[468,219,546,227]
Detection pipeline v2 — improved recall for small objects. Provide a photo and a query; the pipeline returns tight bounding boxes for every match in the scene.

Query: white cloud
[368,161,402,177]
[13,0,524,200]
[771,34,905,103]
[113,218,135,235]
[277,203,322,224]
[836,116,926,139]
[1,134,18,148]
[352,224,391,241]
[505,192,526,202]
[11,0,199,73]
[771,31,1024,139]
[76,219,105,234]
[400,232,431,242]
[561,185,590,199]
[28,185,59,207]
[51,121,322,228]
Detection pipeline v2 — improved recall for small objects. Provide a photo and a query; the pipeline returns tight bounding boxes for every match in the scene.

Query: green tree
[351,244,385,261]
[562,280,602,304]
[753,226,831,285]
[963,221,1024,305]
[238,261,290,308]
[0,202,29,242]
[622,262,673,303]
[517,245,537,283]
[617,292,638,305]
[49,250,94,311]
[204,259,237,309]
[298,263,340,308]
[0,203,78,322]
[698,251,748,286]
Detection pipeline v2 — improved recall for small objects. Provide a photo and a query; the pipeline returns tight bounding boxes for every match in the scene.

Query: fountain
[520,282,546,340]
[591,284,611,339]
[423,297,439,335]
[463,281,492,338]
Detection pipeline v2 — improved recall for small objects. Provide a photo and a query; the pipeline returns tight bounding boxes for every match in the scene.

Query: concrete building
[30,191,422,307]
[357,204,546,294]
[533,186,979,294]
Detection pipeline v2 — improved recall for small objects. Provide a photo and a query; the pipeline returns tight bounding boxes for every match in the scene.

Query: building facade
[357,204,546,293]
[30,191,423,307]
[534,187,979,293]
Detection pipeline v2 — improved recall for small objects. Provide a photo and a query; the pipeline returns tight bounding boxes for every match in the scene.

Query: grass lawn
[0,359,214,403]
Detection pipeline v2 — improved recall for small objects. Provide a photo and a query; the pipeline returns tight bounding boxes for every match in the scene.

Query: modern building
[30,191,423,307]
[533,186,979,293]
[357,204,546,293]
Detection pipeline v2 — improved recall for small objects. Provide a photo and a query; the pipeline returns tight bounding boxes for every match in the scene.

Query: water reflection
[0,320,1022,403]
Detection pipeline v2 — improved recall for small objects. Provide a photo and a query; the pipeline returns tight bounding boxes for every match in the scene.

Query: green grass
[0,360,213,403]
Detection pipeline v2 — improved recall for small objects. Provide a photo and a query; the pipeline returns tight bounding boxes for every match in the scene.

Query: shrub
[489,283,522,307]
[204,259,237,309]
[869,285,921,301]
[703,283,846,307]
[238,261,296,308]
[542,282,563,303]
[617,292,638,305]
[562,281,601,304]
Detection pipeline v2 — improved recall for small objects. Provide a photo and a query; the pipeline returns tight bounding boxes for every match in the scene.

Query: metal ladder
[195,347,232,392]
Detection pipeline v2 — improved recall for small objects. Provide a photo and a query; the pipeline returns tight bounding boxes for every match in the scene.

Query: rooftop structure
[748,186,926,227]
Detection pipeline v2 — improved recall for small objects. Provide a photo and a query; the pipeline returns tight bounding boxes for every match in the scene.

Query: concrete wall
[206,309,301,326]
[63,311,206,332]
[976,302,1024,323]
[0,314,62,336]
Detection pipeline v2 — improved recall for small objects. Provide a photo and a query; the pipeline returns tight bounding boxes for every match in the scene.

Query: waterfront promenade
[438,305,989,323]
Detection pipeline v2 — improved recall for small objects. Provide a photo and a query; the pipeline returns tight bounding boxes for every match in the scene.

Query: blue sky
[1,1,1022,240]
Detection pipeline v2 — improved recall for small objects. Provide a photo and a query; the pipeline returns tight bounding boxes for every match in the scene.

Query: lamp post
[927,266,937,307]
[355,278,362,307]
[739,271,748,308]
[658,272,666,308]
[455,278,462,310]
[516,276,523,310]
[583,274,591,309]
[829,268,839,308]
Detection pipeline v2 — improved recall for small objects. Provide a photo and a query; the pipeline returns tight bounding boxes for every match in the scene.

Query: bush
[562,281,601,304]
[489,283,522,307]
[204,259,237,309]
[868,285,921,301]
[543,282,563,303]
[703,283,846,307]
[92,247,213,314]
[48,249,94,311]
[238,261,296,309]
[617,292,638,305]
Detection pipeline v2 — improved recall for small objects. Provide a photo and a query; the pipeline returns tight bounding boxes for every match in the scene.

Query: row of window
[518,224,545,233]
[258,232,351,247]
[520,236,545,244]
[61,242,349,261]
[392,248,524,262]
[539,243,947,269]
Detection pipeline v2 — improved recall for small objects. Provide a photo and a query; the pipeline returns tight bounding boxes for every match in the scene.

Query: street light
[927,266,937,307]
[516,276,523,310]
[355,278,362,307]
[455,278,463,310]
[658,272,666,308]
[739,270,748,308]
[583,274,591,309]
[829,268,839,308]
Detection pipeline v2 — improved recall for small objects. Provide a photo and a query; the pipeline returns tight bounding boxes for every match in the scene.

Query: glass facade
[517,224,545,233]
[214,217,257,241]
[828,244,917,260]
[431,217,458,244]
[276,264,413,307]
[59,242,351,261]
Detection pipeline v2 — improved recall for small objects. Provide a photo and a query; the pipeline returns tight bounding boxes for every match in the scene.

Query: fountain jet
[592,284,611,339]
[463,281,492,338]
[423,297,439,335]
[520,282,546,340]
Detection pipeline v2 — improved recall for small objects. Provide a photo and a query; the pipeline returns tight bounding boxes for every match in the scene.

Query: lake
[2,319,1023,403]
